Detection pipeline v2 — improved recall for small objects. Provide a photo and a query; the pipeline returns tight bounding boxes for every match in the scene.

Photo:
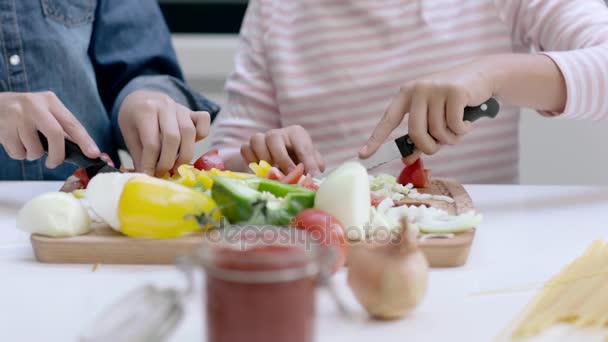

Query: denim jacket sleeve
[88,0,220,149]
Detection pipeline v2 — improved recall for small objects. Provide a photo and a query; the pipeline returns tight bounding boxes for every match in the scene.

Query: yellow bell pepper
[249,160,272,178]
[196,171,214,190]
[208,168,254,180]
[166,164,255,190]
[118,176,221,239]
[172,164,200,188]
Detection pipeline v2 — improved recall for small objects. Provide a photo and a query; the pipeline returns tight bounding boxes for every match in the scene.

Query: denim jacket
[0,0,219,180]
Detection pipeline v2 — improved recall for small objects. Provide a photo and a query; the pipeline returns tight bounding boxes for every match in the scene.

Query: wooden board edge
[31,233,201,265]
[417,179,476,267]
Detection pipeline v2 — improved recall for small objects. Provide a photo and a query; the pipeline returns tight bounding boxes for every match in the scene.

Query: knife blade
[37,132,120,178]
[359,98,500,171]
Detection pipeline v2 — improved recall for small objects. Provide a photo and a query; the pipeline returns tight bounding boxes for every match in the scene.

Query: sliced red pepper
[397,158,430,188]
[300,174,319,191]
[193,150,225,171]
[267,167,285,180]
[280,163,304,184]
[73,168,90,188]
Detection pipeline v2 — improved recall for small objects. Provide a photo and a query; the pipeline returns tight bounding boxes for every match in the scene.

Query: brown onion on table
[347,216,429,320]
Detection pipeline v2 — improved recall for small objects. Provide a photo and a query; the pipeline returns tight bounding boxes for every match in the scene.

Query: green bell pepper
[211,176,315,225]
[211,177,261,224]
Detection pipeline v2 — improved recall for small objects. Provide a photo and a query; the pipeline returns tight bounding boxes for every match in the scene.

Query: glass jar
[79,225,346,342]
[199,225,320,342]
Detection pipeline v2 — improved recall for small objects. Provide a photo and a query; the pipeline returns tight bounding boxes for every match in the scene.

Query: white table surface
[1,181,608,342]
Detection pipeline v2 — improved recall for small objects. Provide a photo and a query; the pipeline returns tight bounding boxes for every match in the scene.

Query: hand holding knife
[38,132,120,178]
[358,98,500,171]
[318,98,500,178]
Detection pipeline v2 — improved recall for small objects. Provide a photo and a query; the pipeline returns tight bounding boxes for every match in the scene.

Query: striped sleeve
[210,0,280,169]
[495,0,608,120]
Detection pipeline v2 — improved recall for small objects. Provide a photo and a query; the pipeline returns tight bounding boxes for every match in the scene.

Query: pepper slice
[211,176,316,225]
[211,177,261,224]
[249,160,273,178]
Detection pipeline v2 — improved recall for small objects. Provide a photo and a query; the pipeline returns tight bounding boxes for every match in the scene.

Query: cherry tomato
[290,209,347,274]
[73,168,90,188]
[193,150,225,171]
[280,163,304,184]
[266,167,285,181]
[397,158,430,188]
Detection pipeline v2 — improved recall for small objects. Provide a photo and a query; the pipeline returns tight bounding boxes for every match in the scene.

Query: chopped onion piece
[419,233,455,241]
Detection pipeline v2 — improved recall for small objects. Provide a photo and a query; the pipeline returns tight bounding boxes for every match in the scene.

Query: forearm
[487,54,567,113]
[481,54,567,113]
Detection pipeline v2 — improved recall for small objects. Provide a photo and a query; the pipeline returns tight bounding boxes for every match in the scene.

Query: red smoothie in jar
[200,227,319,342]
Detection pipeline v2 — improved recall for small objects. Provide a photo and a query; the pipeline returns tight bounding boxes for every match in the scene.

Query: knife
[359,98,500,171]
[38,132,120,178]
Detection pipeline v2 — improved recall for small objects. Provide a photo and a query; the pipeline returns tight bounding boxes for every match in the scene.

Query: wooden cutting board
[31,179,475,267]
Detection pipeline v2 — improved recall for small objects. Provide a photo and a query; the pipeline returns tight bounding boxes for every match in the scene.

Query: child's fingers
[250,133,272,163]
[315,150,326,173]
[428,96,458,145]
[240,144,257,164]
[402,150,422,166]
[288,127,321,176]
[266,131,296,174]
[446,89,471,135]
[295,147,321,176]
[408,94,438,155]
[359,87,411,158]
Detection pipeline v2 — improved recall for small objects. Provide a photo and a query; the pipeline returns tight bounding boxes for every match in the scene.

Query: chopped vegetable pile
[369,173,454,204]
[369,197,482,236]
[20,152,482,242]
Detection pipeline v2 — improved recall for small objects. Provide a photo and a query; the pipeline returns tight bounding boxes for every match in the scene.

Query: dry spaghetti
[510,240,608,339]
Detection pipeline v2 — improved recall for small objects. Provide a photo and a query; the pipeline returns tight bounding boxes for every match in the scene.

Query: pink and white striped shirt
[211,0,608,184]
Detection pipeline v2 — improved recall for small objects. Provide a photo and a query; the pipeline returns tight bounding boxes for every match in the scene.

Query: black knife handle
[37,132,103,168]
[461,97,500,122]
[395,98,500,157]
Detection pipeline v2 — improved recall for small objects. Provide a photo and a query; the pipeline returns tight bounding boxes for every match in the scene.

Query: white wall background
[173,34,608,186]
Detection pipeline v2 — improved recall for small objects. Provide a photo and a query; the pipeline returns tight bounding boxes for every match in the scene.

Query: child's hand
[118,90,211,176]
[0,91,100,168]
[240,125,325,176]
[359,60,495,164]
